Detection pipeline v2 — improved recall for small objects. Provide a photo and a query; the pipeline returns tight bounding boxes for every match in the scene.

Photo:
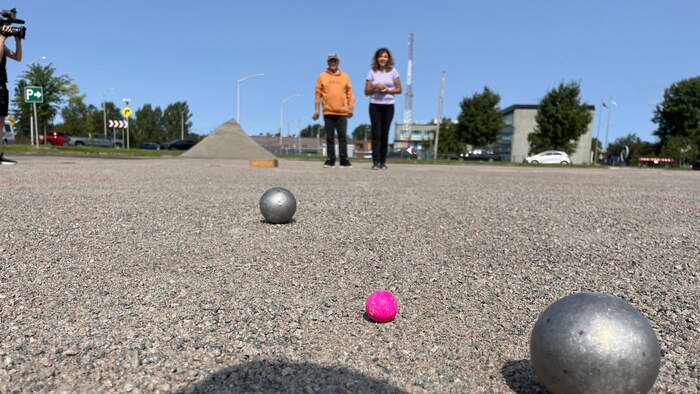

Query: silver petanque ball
[530,292,661,394]
[259,187,297,224]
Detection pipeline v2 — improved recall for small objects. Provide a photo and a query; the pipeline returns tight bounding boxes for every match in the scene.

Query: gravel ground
[1,156,698,393]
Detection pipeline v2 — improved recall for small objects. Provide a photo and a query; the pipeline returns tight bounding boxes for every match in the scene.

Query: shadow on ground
[180,359,408,393]
[501,359,547,394]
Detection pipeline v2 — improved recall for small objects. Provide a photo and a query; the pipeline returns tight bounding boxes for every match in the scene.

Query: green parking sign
[24,86,44,103]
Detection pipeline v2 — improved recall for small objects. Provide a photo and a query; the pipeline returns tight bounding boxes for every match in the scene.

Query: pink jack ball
[365,290,399,323]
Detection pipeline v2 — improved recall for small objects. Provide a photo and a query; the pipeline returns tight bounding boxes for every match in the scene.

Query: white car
[3,120,15,144]
[524,150,571,164]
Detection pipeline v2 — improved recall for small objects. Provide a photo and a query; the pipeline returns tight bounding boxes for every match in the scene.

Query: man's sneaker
[339,161,352,168]
[379,163,388,170]
[372,162,380,170]
[323,160,335,168]
[0,153,16,166]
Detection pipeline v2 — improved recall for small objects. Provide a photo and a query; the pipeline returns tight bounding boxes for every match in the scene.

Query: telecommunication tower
[402,33,414,139]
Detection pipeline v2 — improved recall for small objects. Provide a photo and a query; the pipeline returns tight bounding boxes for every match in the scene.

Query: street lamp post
[180,111,185,139]
[236,73,265,125]
[102,87,114,135]
[593,100,605,164]
[299,121,303,155]
[603,98,617,155]
[433,71,446,161]
[28,56,47,66]
[122,98,131,149]
[297,116,310,155]
[280,94,300,147]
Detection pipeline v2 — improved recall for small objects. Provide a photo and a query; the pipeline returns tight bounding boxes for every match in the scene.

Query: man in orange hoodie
[313,52,355,168]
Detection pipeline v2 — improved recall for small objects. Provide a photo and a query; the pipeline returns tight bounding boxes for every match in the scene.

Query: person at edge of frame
[0,24,22,166]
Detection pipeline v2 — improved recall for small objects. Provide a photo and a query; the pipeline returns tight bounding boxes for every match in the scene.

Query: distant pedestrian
[313,52,355,168]
[365,47,401,170]
[0,25,22,166]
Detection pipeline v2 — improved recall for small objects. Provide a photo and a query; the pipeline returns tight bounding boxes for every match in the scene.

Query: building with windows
[393,105,595,164]
[392,123,437,150]
[498,104,595,164]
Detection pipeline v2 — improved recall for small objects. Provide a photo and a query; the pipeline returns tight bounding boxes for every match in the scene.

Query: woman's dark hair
[371,48,394,72]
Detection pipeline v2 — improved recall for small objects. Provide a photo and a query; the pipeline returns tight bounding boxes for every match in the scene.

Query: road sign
[121,106,132,118]
[24,86,44,103]
[108,119,128,128]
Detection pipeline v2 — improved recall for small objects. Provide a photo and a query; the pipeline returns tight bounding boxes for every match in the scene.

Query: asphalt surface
[1,156,698,393]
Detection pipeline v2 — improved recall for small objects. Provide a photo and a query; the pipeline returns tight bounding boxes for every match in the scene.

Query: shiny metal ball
[259,187,296,224]
[530,292,660,394]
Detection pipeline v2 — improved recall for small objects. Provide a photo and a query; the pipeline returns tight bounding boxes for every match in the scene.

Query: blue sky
[10,1,699,144]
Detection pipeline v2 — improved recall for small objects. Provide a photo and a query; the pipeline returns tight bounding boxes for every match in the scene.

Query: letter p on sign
[24,86,44,103]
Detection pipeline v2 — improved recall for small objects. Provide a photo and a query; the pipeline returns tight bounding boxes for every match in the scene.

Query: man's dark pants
[324,115,348,164]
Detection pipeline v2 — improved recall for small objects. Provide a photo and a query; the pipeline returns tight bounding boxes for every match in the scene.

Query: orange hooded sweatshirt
[315,69,355,116]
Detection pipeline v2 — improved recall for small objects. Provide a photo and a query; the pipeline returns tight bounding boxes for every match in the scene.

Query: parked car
[140,142,160,150]
[524,150,571,164]
[388,148,418,159]
[68,133,123,148]
[161,139,197,150]
[34,131,72,146]
[3,120,15,144]
[464,149,501,162]
[692,160,700,170]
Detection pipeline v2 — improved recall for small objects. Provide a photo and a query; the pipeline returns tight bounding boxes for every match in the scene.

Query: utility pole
[122,98,131,149]
[102,87,114,135]
[237,73,265,124]
[603,99,617,154]
[181,111,185,139]
[433,71,446,161]
[402,33,414,142]
[280,94,299,146]
[593,100,605,164]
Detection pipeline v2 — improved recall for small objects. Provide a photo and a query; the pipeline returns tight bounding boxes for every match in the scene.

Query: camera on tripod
[0,8,25,39]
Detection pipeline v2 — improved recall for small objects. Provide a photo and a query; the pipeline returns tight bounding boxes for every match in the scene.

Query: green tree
[529,81,592,154]
[300,123,324,138]
[434,118,463,154]
[12,63,72,138]
[82,105,102,135]
[56,84,90,135]
[455,86,504,148]
[591,137,602,157]
[652,76,700,157]
[161,102,192,143]
[131,104,164,144]
[659,135,697,166]
[76,102,121,136]
[103,102,122,133]
[11,79,31,140]
[607,133,659,165]
[352,124,371,140]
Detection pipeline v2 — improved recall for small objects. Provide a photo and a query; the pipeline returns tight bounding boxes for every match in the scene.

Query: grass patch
[3,143,183,157]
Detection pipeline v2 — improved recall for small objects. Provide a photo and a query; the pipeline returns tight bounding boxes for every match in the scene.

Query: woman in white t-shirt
[365,48,401,170]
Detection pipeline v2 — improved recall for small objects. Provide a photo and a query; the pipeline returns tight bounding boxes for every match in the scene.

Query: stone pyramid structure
[182,119,278,165]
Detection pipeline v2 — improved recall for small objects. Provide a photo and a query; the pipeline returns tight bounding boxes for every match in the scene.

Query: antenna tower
[402,33,414,137]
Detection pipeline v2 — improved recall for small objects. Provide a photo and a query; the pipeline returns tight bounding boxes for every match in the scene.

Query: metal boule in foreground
[259,187,297,224]
[530,292,661,394]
